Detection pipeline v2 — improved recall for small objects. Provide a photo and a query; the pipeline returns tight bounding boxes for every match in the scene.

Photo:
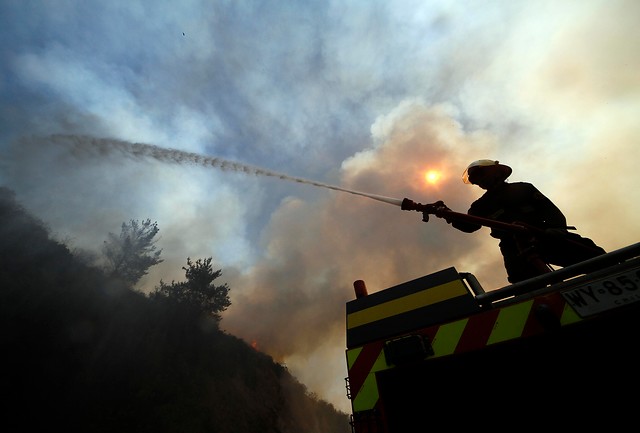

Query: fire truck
[344,199,640,432]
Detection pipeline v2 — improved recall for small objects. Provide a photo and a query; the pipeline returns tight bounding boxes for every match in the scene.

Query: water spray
[47,134,406,207]
[38,135,564,243]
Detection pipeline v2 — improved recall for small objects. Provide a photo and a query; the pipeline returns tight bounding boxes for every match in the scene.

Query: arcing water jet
[45,134,406,207]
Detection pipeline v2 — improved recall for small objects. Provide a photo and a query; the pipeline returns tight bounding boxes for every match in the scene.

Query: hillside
[0,187,350,433]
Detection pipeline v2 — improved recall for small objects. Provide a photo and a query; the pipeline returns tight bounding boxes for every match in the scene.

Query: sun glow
[424,170,442,185]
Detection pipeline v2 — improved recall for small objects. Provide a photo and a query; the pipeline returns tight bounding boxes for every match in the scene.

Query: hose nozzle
[401,198,421,211]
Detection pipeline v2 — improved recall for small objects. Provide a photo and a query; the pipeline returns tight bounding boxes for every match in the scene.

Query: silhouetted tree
[102,219,163,286]
[151,257,231,322]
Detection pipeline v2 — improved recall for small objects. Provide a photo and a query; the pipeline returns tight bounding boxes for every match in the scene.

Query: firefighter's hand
[432,200,451,211]
[431,201,453,223]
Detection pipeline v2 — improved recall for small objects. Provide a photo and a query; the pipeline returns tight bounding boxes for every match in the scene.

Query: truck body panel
[345,242,640,432]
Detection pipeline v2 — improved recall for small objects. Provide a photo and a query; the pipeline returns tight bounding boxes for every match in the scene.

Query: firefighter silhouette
[441,160,606,283]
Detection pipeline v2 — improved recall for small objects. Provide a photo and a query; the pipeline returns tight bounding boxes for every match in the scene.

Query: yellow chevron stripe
[346,347,362,370]
[560,303,582,325]
[347,280,468,329]
[431,318,468,357]
[348,295,580,414]
[352,349,389,412]
[486,300,533,345]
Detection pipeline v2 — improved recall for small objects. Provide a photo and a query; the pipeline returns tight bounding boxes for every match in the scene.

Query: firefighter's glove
[432,200,453,224]
[432,200,451,211]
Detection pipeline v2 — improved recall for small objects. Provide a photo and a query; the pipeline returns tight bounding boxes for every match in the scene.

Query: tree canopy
[102,218,163,286]
[151,257,231,322]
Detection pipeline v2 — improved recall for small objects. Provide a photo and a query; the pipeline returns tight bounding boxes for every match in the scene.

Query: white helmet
[462,160,512,184]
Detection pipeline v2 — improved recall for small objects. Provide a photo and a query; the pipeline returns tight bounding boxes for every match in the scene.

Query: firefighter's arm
[511,221,571,239]
[429,201,482,233]
[450,216,482,233]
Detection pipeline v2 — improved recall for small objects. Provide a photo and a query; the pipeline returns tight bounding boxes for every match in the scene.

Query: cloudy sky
[2,0,639,413]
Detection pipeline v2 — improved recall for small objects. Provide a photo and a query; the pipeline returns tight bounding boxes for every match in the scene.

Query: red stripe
[520,303,539,337]
[422,327,440,344]
[455,309,500,353]
[522,293,567,337]
[348,341,385,397]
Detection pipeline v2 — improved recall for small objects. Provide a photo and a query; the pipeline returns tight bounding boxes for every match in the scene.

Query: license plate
[561,267,640,317]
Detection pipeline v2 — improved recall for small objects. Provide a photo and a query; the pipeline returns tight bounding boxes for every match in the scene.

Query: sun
[424,170,442,185]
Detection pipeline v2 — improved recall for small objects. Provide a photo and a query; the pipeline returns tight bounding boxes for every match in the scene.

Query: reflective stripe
[352,350,388,412]
[347,280,468,329]
[346,346,362,370]
[432,318,468,357]
[560,303,582,325]
[347,292,582,413]
[486,300,533,345]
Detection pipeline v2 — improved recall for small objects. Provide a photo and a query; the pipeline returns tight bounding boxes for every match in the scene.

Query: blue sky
[2,0,639,413]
